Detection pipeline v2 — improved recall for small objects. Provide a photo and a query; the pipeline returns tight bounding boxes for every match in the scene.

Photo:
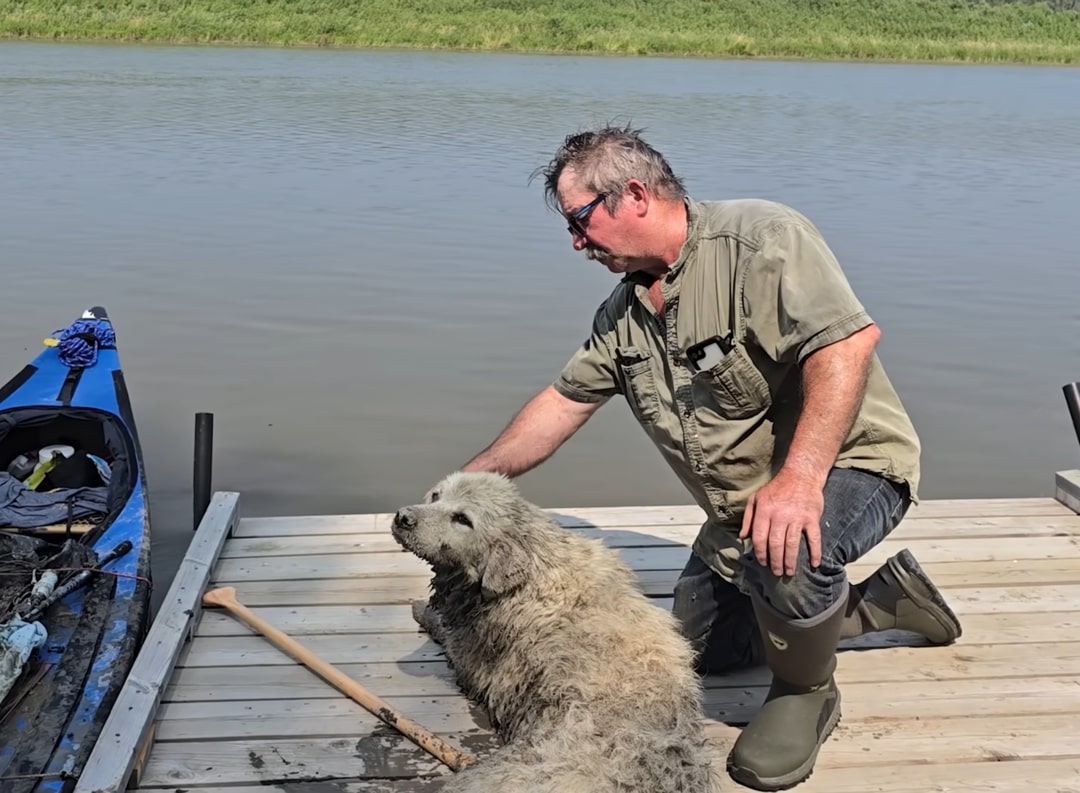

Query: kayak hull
[0,307,153,793]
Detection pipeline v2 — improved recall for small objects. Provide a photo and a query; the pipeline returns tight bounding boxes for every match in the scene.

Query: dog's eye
[428,490,439,503]
[451,512,473,528]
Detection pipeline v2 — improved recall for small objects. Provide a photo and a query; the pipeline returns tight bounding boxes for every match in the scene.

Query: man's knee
[740,541,845,621]
[672,553,721,645]
[672,553,763,673]
[740,468,909,619]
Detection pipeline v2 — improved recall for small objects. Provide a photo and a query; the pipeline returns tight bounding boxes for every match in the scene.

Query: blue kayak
[0,307,152,793]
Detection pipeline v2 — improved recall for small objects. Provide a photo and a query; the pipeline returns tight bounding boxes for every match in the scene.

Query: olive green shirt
[553,198,921,577]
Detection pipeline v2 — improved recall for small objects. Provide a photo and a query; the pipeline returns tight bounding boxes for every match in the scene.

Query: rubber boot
[727,588,847,791]
[841,548,962,644]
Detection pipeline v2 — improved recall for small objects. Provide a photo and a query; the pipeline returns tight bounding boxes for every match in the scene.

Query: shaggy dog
[390,471,722,793]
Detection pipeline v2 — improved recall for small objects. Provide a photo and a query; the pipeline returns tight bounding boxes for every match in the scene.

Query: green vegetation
[2,0,1079,64]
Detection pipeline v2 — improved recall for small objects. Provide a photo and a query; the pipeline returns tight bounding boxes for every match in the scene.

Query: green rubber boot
[727,588,847,791]
[841,548,962,644]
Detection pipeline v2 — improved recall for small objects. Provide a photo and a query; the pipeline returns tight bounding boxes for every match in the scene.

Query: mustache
[585,246,609,261]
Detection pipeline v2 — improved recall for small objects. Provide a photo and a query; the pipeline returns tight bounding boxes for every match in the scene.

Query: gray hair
[532,124,687,216]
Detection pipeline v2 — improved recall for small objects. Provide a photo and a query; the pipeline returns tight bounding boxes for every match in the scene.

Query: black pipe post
[1063,383,1080,451]
[194,412,214,531]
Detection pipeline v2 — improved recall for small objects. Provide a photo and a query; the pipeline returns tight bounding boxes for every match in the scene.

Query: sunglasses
[566,193,608,236]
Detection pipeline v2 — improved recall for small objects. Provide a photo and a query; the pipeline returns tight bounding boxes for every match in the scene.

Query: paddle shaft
[202,587,476,772]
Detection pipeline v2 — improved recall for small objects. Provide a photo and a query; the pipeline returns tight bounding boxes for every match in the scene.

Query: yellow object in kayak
[24,455,61,491]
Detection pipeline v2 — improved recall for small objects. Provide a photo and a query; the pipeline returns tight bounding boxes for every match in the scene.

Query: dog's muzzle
[392,508,417,532]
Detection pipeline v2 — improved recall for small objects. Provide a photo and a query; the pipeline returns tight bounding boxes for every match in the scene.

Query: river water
[1,41,1078,605]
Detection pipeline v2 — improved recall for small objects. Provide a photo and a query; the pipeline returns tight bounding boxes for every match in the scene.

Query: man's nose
[571,232,587,251]
[393,508,416,530]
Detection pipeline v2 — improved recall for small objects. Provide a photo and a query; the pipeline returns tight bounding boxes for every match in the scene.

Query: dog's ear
[479,540,528,600]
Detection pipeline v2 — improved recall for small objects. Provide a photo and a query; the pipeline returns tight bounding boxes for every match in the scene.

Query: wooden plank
[137,711,1080,786]
[154,676,1080,742]
[180,630,445,666]
[137,736,465,787]
[137,783,444,793]
[233,498,1075,537]
[233,506,712,537]
[792,759,1080,793]
[211,536,1080,583]
[704,712,1080,767]
[210,558,1080,608]
[155,696,493,741]
[220,516,1080,558]
[549,497,1074,521]
[211,554,1080,604]
[181,609,1080,670]
[74,492,242,793]
[165,637,1080,704]
[171,634,1080,684]
[636,558,1080,592]
[138,783,446,793]
[204,579,1080,615]
[944,584,1080,613]
[128,721,157,788]
[703,675,1080,723]
[637,601,1080,648]
[192,591,1080,639]
[1056,469,1080,514]
[131,758,1080,793]
[164,660,463,702]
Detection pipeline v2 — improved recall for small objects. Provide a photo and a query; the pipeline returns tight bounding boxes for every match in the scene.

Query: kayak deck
[80,472,1080,792]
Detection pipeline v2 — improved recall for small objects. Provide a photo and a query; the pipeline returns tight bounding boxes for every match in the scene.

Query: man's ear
[479,540,528,600]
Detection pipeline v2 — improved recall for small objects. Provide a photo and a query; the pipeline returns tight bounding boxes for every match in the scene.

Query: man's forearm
[462,385,603,478]
[780,324,880,489]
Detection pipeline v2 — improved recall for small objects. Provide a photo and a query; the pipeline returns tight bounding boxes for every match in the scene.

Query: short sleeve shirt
[553,198,921,570]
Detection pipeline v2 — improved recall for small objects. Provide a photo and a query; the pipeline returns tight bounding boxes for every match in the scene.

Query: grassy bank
[2,0,1079,64]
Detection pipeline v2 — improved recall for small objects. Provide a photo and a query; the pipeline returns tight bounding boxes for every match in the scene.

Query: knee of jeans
[741,550,842,620]
[672,572,708,626]
[672,558,729,642]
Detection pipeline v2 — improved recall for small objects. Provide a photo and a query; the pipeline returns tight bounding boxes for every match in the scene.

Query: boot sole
[727,691,842,791]
[891,548,963,644]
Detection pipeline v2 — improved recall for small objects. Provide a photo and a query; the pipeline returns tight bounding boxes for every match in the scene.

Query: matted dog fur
[391,471,723,792]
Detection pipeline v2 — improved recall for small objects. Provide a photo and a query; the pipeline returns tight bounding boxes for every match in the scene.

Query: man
[457,125,961,791]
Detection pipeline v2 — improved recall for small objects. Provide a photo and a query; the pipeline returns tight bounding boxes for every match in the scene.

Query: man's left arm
[780,323,880,491]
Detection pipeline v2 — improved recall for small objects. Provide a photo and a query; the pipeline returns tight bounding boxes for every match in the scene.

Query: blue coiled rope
[52,319,116,368]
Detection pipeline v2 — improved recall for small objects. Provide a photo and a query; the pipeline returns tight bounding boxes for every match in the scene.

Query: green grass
[2,0,1079,64]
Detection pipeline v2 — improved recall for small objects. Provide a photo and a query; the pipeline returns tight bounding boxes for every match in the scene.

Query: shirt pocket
[615,346,661,425]
[692,346,771,420]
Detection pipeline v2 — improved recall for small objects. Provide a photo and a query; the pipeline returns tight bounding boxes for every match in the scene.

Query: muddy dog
[390,471,723,793]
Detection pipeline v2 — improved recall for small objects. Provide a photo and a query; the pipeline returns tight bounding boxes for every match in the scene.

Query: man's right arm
[460,385,604,478]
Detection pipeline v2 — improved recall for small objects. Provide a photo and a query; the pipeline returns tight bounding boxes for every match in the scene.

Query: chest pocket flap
[693,345,771,420]
[615,346,661,424]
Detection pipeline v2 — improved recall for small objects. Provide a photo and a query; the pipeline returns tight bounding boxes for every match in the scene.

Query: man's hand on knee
[739,472,825,577]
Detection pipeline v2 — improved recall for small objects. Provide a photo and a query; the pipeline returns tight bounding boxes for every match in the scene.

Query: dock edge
[1054,469,1080,514]
[74,491,241,793]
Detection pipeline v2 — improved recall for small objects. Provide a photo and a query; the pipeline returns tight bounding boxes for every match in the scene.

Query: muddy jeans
[672,467,910,674]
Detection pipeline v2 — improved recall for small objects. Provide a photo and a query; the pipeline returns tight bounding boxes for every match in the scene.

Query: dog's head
[391,471,537,599]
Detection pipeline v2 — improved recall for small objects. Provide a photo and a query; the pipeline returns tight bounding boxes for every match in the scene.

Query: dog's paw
[410,598,431,627]
[411,599,449,644]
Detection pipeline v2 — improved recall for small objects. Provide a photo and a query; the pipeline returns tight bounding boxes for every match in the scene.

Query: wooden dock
[76,472,1080,793]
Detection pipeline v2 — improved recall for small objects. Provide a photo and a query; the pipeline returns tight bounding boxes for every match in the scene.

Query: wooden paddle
[202,586,477,772]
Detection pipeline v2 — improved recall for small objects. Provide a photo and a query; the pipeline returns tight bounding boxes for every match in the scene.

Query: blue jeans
[672,467,910,673]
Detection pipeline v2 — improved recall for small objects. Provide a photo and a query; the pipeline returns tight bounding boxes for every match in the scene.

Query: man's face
[557,171,639,275]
